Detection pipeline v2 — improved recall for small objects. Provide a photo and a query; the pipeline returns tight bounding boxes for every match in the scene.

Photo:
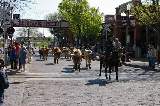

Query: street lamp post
[59,20,61,47]
[27,27,30,51]
[27,27,32,63]
[126,4,131,46]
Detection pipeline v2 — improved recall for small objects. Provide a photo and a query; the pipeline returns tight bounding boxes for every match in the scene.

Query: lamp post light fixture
[126,4,131,46]
[27,27,30,50]
[27,27,32,63]
[126,5,130,44]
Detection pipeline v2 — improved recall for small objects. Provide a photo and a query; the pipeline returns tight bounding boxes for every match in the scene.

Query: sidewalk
[5,63,30,76]
[126,60,148,67]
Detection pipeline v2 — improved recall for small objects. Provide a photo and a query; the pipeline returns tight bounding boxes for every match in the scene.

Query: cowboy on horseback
[99,37,114,78]
[99,37,121,81]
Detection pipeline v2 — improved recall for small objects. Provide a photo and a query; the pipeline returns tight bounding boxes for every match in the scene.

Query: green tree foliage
[58,0,103,43]
[132,0,160,25]
[17,28,42,37]
[81,7,103,38]
[132,0,160,47]
[37,41,48,48]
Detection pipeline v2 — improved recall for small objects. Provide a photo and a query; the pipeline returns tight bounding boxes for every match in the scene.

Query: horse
[62,47,71,59]
[72,48,82,72]
[43,48,49,61]
[99,50,121,81]
[99,51,110,79]
[52,47,61,64]
[83,49,93,69]
[39,48,43,59]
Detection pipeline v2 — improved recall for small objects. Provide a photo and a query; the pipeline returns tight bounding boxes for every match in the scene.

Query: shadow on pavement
[62,67,74,73]
[10,81,26,84]
[85,78,107,86]
[124,63,149,71]
[68,64,74,67]
[45,63,55,65]
[6,69,21,75]
[61,70,74,73]
[66,59,72,61]
[35,59,44,61]
[81,67,88,70]
[119,69,160,82]
[95,66,160,82]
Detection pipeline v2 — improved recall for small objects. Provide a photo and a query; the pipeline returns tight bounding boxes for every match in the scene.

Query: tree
[58,0,103,46]
[0,0,33,12]
[46,12,63,35]
[132,0,160,25]
[81,7,103,44]
[132,0,160,48]
[17,27,42,37]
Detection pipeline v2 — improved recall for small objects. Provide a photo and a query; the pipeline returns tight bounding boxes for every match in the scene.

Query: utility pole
[27,27,32,63]
[27,27,30,51]
[126,9,130,45]
[126,4,131,52]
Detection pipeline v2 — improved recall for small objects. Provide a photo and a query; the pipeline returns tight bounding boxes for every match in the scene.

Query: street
[1,53,160,106]
[0,0,159,106]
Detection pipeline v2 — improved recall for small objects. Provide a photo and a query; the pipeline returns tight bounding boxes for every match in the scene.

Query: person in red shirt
[14,42,21,69]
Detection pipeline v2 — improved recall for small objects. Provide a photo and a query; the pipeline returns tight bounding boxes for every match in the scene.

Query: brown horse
[72,48,82,72]
[62,47,71,59]
[99,50,121,81]
[43,48,49,61]
[83,49,93,69]
[52,47,61,64]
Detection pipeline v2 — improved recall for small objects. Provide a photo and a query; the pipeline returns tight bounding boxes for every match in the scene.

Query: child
[0,59,9,103]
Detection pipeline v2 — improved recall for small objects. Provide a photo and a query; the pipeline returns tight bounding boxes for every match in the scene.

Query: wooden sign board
[13,19,69,28]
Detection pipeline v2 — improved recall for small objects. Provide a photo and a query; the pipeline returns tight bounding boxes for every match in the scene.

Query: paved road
[2,54,160,106]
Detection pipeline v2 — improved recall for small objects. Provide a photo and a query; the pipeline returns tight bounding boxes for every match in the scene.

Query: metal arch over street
[12,19,69,28]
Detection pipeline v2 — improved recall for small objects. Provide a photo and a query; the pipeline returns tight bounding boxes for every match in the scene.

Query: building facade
[104,0,149,57]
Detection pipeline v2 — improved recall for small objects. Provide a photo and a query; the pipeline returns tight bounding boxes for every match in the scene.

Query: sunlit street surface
[0,0,160,106]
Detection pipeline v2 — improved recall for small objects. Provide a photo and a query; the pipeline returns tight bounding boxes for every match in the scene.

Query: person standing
[8,45,17,69]
[19,44,27,71]
[147,45,157,69]
[113,37,122,51]
[39,47,43,59]
[0,59,9,103]
[15,42,20,69]
[26,49,32,64]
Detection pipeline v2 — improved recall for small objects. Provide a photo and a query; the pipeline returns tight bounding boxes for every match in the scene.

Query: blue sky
[15,0,130,36]
[21,0,130,19]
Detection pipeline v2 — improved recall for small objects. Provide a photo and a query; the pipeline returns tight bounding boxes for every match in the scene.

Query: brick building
[104,0,148,57]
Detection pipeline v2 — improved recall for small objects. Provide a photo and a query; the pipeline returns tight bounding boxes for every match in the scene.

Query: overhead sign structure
[13,19,69,28]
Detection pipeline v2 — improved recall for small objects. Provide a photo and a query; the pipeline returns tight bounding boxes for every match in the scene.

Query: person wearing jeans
[19,45,27,71]
[8,45,17,69]
[0,89,4,103]
[147,45,157,69]
[0,59,5,103]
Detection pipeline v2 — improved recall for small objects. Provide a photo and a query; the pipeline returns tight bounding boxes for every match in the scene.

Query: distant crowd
[7,41,34,71]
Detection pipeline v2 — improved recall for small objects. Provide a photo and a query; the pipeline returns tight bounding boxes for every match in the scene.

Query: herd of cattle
[38,47,126,81]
